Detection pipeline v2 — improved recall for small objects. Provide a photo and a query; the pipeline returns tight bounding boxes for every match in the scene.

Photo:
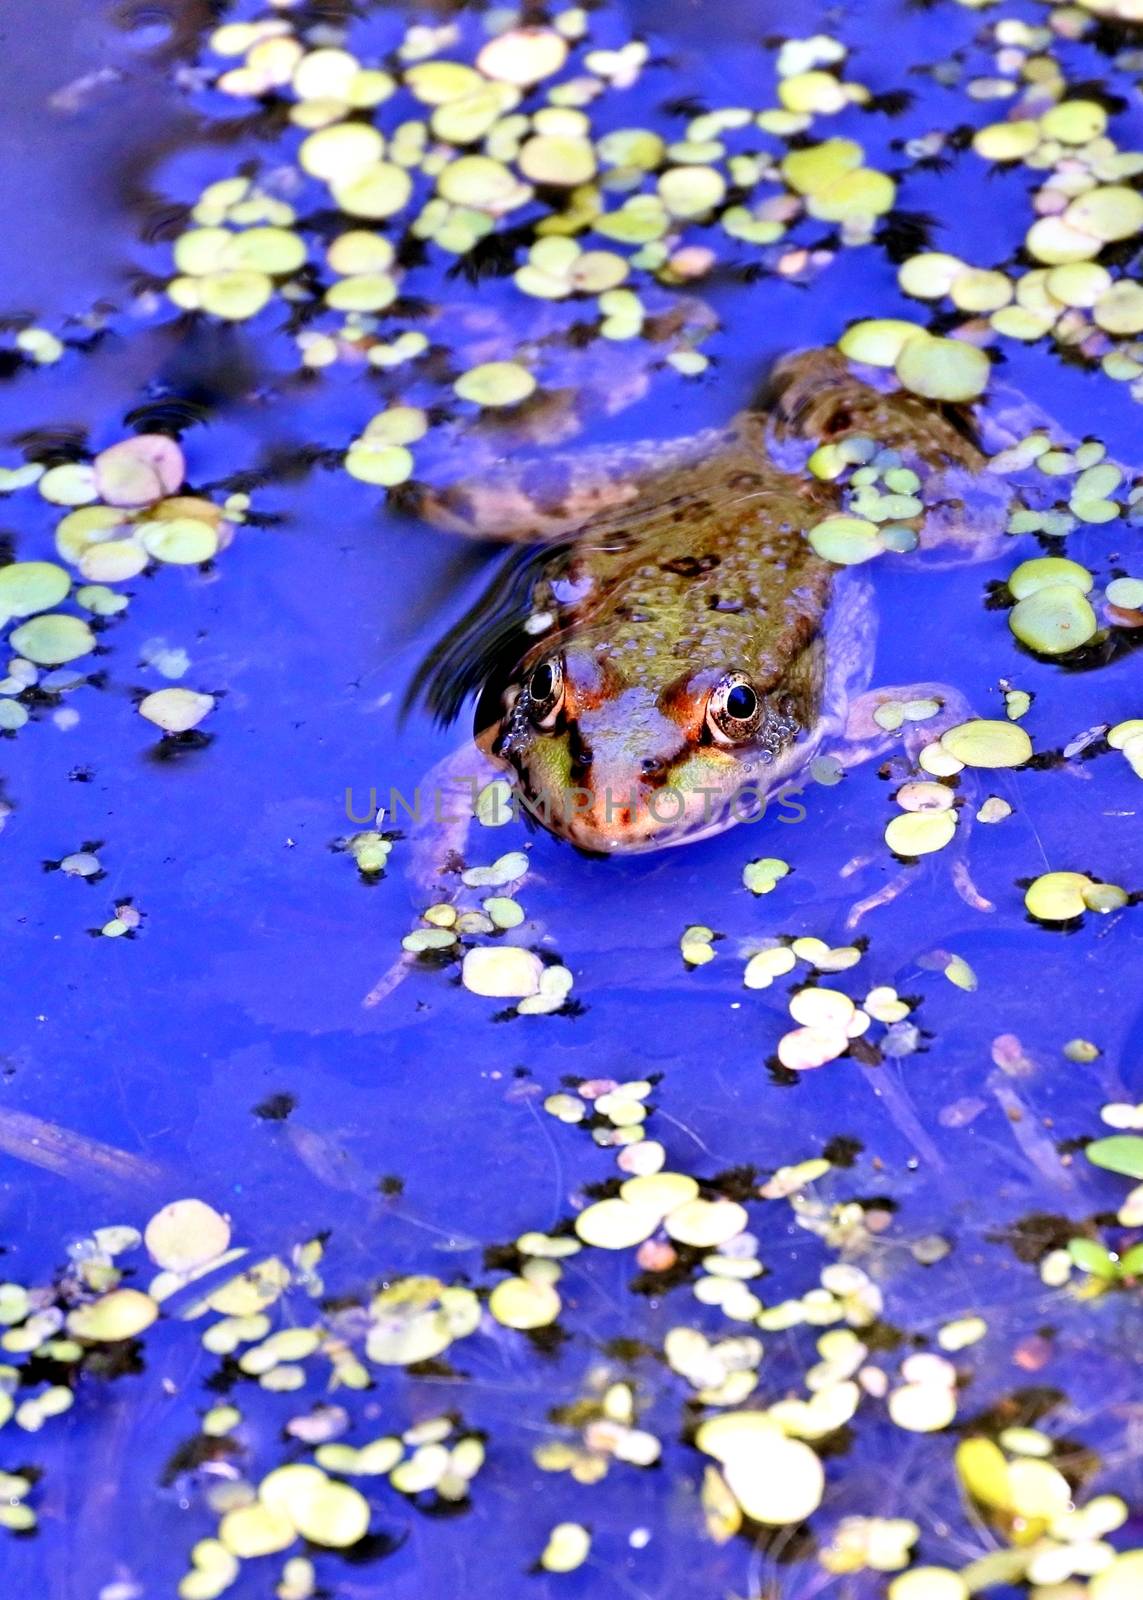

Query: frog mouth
[506,757,773,854]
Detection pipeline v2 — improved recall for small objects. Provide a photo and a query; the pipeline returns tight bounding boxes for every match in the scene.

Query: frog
[399,345,1017,871]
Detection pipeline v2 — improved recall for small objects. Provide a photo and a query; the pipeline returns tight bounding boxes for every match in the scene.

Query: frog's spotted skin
[415,349,998,854]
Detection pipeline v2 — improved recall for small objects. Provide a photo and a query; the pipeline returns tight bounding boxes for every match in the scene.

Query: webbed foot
[838,682,994,925]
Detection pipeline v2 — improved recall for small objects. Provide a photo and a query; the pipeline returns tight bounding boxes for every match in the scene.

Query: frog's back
[551,412,837,694]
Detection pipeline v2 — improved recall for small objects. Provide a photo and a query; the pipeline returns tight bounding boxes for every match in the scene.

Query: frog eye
[706,672,763,744]
[525,655,565,728]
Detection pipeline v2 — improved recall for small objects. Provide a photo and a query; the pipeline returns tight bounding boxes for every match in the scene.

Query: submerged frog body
[410,348,1005,855]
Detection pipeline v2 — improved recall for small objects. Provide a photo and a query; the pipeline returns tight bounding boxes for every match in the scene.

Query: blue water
[0,0,1141,1595]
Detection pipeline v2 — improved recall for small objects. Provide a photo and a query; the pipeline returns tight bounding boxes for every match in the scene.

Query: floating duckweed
[742,857,789,894]
[973,120,1041,161]
[944,955,978,992]
[887,1571,968,1600]
[476,28,568,85]
[890,780,954,812]
[218,1503,295,1560]
[454,361,536,408]
[1094,281,1143,336]
[344,442,414,486]
[777,1024,849,1071]
[518,965,572,1017]
[462,851,527,888]
[519,134,595,186]
[95,435,185,508]
[292,46,362,100]
[140,517,219,564]
[515,237,628,298]
[1008,556,1092,599]
[1091,1554,1143,1600]
[9,613,94,666]
[885,810,958,858]
[1107,578,1143,610]
[792,999,858,1058]
[575,1198,658,1250]
[949,267,1012,314]
[1010,584,1098,654]
[327,232,394,275]
[895,336,990,402]
[1109,719,1143,751]
[681,924,717,965]
[873,697,941,732]
[144,1199,230,1270]
[362,407,427,448]
[1041,99,1108,144]
[668,350,709,377]
[807,514,883,565]
[540,1522,591,1573]
[544,1092,586,1124]
[474,779,514,827]
[332,162,413,220]
[696,1415,825,1525]
[1063,1038,1101,1063]
[597,127,665,171]
[938,1315,986,1351]
[940,720,1032,768]
[1025,217,1101,266]
[0,561,70,618]
[619,1172,698,1215]
[194,270,275,321]
[888,1381,956,1433]
[0,701,28,731]
[664,1198,747,1248]
[39,463,98,506]
[657,165,727,218]
[1046,261,1111,308]
[1087,1135,1143,1178]
[438,154,523,212]
[778,69,849,114]
[138,689,215,734]
[366,1278,479,1366]
[56,505,128,564]
[488,1275,561,1330]
[262,1464,370,1549]
[1025,871,1125,922]
[325,274,397,313]
[461,946,543,998]
[432,84,519,144]
[299,122,383,181]
[402,60,483,105]
[1065,185,1143,244]
[806,166,895,222]
[990,305,1055,341]
[482,895,524,929]
[743,946,797,989]
[67,1287,159,1342]
[898,252,964,300]
[838,319,925,368]
[782,137,863,195]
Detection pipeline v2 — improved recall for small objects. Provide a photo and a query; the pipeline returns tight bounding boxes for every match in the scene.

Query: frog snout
[556,698,692,846]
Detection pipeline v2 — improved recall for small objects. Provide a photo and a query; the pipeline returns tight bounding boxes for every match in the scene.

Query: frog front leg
[362,738,519,1009]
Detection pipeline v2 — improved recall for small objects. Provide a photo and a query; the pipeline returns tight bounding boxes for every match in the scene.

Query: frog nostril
[641,757,661,775]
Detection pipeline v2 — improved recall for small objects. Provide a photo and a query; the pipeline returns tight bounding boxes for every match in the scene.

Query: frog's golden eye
[706,671,763,744]
[526,655,565,729]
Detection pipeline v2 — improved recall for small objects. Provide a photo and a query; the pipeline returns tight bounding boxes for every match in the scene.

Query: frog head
[486,631,822,852]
